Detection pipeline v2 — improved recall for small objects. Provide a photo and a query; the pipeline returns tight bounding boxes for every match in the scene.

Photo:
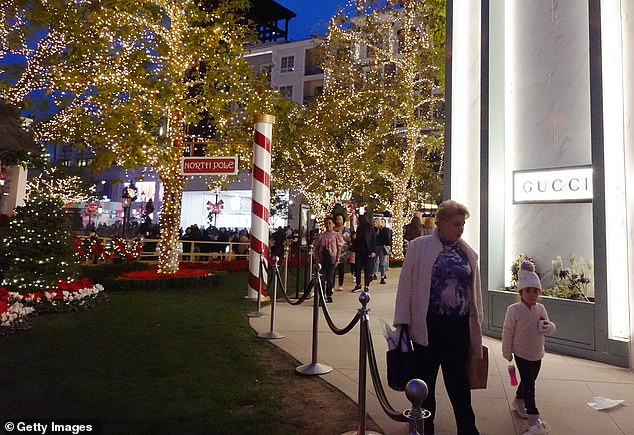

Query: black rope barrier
[274,262,313,306]
[365,319,410,422]
[258,256,285,339]
[254,255,430,432]
[314,273,362,335]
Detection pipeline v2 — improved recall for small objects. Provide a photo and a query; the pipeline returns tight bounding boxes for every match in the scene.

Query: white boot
[513,398,528,418]
[523,415,551,435]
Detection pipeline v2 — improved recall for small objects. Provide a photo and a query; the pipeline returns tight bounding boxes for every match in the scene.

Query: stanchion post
[342,292,381,435]
[247,248,267,318]
[283,243,290,296]
[309,244,314,284]
[357,292,370,434]
[259,256,284,339]
[403,379,430,435]
[306,244,314,296]
[296,263,332,376]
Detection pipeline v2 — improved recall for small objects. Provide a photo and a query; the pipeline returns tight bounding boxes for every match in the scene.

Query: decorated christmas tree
[3,191,79,291]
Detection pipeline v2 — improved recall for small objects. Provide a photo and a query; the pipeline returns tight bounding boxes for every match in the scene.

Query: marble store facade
[444,0,634,367]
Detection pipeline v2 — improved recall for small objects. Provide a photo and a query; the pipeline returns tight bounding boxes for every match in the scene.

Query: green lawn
[0,272,297,435]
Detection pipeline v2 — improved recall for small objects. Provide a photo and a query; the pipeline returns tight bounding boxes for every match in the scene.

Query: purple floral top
[428,235,471,316]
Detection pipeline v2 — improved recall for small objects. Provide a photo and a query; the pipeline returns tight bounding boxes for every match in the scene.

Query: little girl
[502,260,556,435]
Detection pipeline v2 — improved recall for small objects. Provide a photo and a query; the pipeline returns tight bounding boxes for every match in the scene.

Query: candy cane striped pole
[248,114,275,300]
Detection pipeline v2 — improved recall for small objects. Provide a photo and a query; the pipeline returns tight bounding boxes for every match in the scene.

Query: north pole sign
[180,156,238,176]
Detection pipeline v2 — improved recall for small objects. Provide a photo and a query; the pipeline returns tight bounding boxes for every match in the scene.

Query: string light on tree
[3,190,79,291]
[2,0,278,274]
[274,0,445,256]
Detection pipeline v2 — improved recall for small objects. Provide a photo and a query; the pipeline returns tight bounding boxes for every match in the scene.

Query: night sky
[275,0,349,40]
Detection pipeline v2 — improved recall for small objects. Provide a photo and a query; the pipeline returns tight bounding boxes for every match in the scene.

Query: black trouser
[413,314,479,435]
[354,249,373,287]
[514,355,542,416]
[335,260,345,286]
[320,263,335,297]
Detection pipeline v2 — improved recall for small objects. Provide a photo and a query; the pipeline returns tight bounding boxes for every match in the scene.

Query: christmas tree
[3,191,79,291]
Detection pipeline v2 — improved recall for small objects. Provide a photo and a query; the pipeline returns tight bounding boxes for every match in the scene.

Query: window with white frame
[280,56,295,73]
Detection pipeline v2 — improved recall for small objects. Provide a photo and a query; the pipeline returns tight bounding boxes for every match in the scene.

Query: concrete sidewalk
[249,268,634,434]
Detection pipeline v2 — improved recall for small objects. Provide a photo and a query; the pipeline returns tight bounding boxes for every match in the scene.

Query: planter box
[486,289,595,350]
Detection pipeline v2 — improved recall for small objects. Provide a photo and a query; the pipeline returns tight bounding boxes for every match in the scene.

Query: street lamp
[121,183,137,238]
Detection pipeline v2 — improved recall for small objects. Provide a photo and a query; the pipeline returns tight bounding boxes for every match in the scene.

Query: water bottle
[508,364,518,386]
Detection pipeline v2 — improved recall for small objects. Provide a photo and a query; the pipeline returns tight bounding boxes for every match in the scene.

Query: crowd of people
[312,212,394,303]
[179,224,252,259]
[79,221,251,259]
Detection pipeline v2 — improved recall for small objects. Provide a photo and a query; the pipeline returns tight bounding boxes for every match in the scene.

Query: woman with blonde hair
[394,200,483,435]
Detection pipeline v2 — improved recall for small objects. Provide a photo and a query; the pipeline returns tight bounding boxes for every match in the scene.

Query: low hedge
[79,261,150,282]
[103,272,226,292]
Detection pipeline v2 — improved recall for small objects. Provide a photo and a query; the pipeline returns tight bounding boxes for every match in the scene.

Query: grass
[0,271,299,435]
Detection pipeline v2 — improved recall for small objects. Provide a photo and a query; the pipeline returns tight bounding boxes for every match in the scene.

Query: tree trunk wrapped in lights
[157,142,186,274]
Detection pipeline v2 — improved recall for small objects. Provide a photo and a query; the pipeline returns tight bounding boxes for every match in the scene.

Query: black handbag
[386,325,416,391]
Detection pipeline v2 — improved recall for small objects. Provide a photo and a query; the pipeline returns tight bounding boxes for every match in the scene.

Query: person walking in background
[371,217,382,280]
[403,215,424,254]
[181,227,194,261]
[376,217,392,284]
[351,214,376,293]
[237,229,250,256]
[313,216,344,303]
[502,260,556,435]
[422,216,435,235]
[348,229,356,278]
[271,226,286,258]
[394,200,483,435]
[333,213,351,291]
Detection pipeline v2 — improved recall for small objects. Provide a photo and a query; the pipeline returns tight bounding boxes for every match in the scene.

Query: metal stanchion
[283,243,290,298]
[247,248,267,318]
[306,245,314,297]
[258,256,284,339]
[296,263,333,376]
[342,292,381,435]
[403,379,430,435]
[308,244,314,288]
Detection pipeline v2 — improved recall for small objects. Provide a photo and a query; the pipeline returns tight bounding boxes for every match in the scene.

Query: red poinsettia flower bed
[0,277,96,302]
[1,278,106,331]
[120,265,209,279]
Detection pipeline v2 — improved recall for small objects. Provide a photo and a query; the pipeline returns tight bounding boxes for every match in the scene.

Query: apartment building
[245,37,324,107]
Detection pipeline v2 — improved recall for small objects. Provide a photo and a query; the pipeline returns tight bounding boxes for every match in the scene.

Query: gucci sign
[513,166,593,203]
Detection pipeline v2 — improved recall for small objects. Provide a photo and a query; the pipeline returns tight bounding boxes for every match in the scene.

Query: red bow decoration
[206,200,224,215]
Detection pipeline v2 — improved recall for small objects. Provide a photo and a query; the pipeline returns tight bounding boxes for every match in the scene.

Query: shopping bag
[386,325,416,391]
[467,345,489,389]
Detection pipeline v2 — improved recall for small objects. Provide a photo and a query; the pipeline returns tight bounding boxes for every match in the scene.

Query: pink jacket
[393,230,484,358]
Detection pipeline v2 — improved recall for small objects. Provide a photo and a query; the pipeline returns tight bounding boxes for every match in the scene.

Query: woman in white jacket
[394,200,483,435]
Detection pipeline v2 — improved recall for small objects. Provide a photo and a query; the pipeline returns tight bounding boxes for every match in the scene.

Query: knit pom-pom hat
[517,259,542,291]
